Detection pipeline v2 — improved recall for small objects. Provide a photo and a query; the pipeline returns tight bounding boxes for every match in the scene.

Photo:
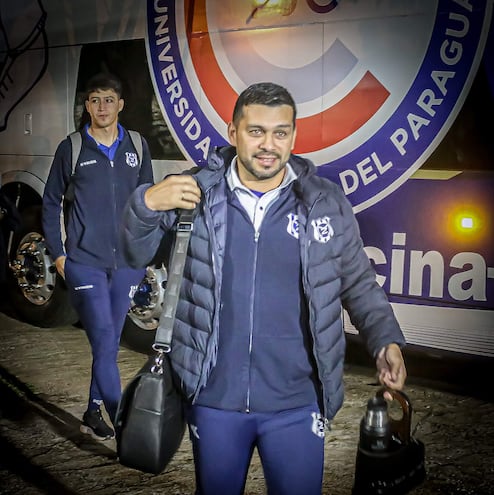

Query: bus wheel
[120,264,167,355]
[8,205,78,327]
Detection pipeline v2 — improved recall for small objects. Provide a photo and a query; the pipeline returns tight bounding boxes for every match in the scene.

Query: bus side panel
[349,172,494,358]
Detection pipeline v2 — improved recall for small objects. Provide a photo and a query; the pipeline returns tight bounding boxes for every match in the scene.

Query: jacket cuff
[133,183,163,223]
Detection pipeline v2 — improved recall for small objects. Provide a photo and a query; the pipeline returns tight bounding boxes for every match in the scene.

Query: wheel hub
[127,265,167,330]
[10,232,56,306]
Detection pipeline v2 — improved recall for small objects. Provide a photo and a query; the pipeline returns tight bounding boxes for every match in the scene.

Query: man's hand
[144,175,201,212]
[376,343,407,399]
[55,255,66,279]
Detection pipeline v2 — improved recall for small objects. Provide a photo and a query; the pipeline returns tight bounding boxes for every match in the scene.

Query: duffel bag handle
[377,388,412,444]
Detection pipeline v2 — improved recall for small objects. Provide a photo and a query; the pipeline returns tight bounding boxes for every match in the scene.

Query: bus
[1,0,493,364]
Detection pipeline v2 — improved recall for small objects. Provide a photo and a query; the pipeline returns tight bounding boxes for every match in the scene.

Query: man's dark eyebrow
[246,123,293,130]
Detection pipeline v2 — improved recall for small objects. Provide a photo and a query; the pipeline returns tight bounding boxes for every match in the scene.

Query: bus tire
[7,205,78,327]
[120,317,156,355]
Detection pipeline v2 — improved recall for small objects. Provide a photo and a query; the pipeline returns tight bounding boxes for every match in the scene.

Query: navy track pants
[187,403,326,495]
[64,259,144,421]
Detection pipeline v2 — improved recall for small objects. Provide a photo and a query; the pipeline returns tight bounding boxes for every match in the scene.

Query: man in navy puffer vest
[121,82,407,495]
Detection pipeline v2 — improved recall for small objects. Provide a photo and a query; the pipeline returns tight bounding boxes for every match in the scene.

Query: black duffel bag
[115,207,196,474]
[114,351,186,474]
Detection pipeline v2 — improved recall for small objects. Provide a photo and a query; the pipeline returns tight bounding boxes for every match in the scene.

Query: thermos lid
[364,396,389,430]
[367,396,387,410]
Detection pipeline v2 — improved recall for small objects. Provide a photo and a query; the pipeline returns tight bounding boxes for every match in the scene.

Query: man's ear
[118,98,125,113]
[227,121,237,145]
[291,126,297,151]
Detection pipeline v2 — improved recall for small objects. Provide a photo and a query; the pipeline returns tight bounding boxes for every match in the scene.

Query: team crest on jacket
[311,217,334,243]
[125,152,139,167]
[286,213,299,239]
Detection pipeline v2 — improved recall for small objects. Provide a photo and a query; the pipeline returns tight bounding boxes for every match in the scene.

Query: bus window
[74,40,185,160]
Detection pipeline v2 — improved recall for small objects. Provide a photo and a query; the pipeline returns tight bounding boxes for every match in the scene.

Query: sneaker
[80,409,115,441]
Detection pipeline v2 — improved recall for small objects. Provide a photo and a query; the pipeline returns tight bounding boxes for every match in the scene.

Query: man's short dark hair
[85,72,123,100]
[232,82,297,125]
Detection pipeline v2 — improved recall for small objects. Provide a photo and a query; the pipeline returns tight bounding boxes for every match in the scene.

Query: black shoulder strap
[153,206,198,351]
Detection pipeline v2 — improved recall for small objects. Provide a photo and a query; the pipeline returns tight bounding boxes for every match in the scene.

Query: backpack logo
[126,152,139,167]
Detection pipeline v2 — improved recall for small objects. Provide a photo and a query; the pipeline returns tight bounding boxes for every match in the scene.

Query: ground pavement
[0,311,493,494]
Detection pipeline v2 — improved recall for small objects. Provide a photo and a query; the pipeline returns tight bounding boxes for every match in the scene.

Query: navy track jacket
[43,127,154,269]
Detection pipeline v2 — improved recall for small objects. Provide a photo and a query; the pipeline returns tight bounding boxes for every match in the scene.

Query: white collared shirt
[226,156,297,232]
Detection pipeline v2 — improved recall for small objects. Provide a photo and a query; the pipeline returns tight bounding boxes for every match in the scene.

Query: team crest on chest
[126,152,139,167]
[311,217,334,243]
[286,213,299,240]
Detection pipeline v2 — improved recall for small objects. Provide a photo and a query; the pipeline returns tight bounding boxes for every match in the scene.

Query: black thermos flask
[359,396,391,452]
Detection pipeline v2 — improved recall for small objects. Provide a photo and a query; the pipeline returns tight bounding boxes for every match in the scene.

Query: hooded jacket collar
[195,145,322,207]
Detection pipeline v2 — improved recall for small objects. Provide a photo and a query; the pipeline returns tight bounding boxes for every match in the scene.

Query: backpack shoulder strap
[68,131,82,176]
[128,130,143,167]
[68,130,142,172]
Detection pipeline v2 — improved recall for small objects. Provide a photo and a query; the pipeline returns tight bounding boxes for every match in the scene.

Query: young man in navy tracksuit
[121,82,407,494]
[42,73,154,440]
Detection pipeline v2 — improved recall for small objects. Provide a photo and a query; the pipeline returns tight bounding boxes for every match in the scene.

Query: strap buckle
[177,220,193,233]
[150,345,171,374]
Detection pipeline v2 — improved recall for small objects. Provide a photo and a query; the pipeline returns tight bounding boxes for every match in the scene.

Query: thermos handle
[376,388,412,444]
